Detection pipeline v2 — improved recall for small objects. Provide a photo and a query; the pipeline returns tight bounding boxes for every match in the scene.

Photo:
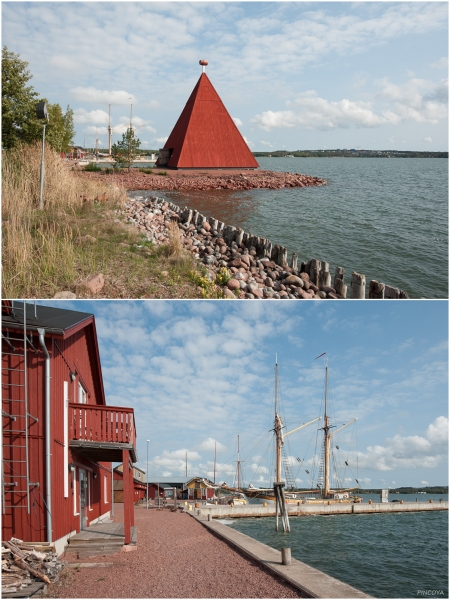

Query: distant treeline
[253,150,448,158]
[287,486,448,494]
[359,486,448,494]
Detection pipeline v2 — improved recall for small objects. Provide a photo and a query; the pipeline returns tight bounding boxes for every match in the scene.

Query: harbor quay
[45,503,372,599]
[192,500,449,519]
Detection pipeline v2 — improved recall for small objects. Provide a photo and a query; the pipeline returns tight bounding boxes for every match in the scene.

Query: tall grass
[2,142,126,297]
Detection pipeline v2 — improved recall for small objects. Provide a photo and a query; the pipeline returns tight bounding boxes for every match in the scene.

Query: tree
[46,104,75,153]
[2,47,75,151]
[2,46,39,149]
[111,128,141,170]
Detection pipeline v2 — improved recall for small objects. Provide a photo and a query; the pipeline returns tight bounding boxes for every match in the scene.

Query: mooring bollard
[291,252,298,271]
[197,509,201,515]
[281,548,291,566]
[207,513,212,521]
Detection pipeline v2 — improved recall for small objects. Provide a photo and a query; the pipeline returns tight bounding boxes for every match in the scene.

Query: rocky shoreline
[119,195,409,299]
[79,169,326,191]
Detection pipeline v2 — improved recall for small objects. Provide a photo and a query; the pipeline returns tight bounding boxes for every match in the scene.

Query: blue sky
[36,299,448,489]
[3,2,448,151]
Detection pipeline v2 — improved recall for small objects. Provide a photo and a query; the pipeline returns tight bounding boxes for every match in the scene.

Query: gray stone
[53,291,76,299]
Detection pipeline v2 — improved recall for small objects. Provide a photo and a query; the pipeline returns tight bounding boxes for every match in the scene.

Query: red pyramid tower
[156,61,259,169]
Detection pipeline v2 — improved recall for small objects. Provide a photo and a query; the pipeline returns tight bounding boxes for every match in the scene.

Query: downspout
[38,328,52,542]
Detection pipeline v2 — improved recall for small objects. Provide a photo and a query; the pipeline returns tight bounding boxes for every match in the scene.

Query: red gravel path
[50,505,301,598]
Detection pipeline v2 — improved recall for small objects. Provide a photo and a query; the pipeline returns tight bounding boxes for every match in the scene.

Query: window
[78,383,87,404]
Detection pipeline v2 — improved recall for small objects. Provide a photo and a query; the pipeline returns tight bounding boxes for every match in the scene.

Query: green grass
[2,143,205,299]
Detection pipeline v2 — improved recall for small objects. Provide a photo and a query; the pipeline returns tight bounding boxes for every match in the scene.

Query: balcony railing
[69,403,136,448]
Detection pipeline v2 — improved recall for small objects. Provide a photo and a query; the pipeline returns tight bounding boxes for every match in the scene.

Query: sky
[2,2,448,152]
[35,299,448,490]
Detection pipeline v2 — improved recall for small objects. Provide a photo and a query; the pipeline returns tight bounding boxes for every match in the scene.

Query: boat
[243,355,362,504]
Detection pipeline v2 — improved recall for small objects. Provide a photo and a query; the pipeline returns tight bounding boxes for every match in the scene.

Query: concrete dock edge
[189,512,372,599]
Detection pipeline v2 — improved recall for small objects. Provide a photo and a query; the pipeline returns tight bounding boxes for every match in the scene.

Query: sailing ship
[240,355,362,504]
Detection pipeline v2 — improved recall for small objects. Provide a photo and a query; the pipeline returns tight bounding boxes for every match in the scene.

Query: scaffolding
[2,301,39,513]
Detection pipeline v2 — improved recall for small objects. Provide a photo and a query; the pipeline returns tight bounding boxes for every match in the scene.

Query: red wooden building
[1,301,137,554]
[156,60,259,170]
[113,464,147,503]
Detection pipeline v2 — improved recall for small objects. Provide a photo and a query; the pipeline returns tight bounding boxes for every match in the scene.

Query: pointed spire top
[199,59,208,73]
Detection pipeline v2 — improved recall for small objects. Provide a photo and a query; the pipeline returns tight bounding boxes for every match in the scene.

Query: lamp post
[146,440,150,509]
[36,102,49,210]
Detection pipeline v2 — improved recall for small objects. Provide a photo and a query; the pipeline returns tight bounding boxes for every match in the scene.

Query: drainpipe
[38,328,52,542]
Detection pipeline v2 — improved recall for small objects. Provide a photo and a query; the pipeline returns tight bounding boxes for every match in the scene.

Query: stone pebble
[117,196,343,300]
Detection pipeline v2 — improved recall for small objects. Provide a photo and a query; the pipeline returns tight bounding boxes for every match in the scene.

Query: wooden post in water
[318,261,331,289]
[369,280,385,299]
[274,482,290,532]
[308,259,320,286]
[350,272,366,299]
[291,253,298,271]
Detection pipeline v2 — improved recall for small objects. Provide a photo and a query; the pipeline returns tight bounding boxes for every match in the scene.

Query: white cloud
[350,416,448,471]
[431,57,448,70]
[146,100,162,109]
[71,87,136,104]
[232,117,243,127]
[424,137,432,143]
[251,77,448,132]
[198,438,226,452]
[378,77,448,123]
[153,137,168,144]
[243,136,254,147]
[73,108,109,125]
[421,480,429,485]
[259,140,274,148]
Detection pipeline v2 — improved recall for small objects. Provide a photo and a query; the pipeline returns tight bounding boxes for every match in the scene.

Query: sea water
[229,493,448,598]
[137,157,448,299]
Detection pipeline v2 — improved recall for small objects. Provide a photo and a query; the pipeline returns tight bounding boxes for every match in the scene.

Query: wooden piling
[350,272,366,299]
[369,280,385,299]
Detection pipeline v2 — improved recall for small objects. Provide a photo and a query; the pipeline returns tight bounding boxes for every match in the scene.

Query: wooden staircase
[65,521,137,558]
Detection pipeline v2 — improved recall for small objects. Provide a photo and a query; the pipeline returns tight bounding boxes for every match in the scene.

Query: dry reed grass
[2,142,127,297]
[165,220,185,258]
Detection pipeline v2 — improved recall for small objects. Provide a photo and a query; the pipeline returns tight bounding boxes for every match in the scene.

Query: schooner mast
[317,354,357,498]
[274,355,320,486]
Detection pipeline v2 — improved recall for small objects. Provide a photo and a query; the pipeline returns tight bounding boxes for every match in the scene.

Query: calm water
[227,494,448,598]
[132,158,448,298]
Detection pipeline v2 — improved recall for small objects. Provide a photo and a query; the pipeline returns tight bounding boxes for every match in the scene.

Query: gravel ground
[47,505,301,598]
[77,169,325,192]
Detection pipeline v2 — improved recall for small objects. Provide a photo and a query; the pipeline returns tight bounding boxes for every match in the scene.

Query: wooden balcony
[69,403,137,462]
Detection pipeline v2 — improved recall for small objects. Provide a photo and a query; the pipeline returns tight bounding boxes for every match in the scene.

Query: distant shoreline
[253,150,448,158]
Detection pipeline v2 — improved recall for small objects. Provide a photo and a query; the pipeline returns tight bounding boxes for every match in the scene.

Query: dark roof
[2,301,93,335]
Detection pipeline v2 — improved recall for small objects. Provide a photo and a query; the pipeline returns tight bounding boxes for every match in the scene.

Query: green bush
[139,168,153,174]
[157,171,167,176]
[84,162,102,172]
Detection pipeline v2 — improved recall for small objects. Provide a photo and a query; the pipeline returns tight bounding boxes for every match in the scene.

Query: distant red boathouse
[156,60,259,170]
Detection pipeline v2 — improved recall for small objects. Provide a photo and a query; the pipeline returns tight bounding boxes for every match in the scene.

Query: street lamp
[36,101,49,210]
[146,440,150,509]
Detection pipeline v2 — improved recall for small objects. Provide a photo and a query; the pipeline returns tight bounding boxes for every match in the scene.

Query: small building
[2,301,138,554]
[156,60,259,170]
[113,464,147,503]
[182,477,217,501]
[147,483,174,501]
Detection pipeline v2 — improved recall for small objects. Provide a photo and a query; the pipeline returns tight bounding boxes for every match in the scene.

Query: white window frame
[73,468,79,515]
[78,382,87,404]
[64,381,69,498]
[104,474,108,504]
